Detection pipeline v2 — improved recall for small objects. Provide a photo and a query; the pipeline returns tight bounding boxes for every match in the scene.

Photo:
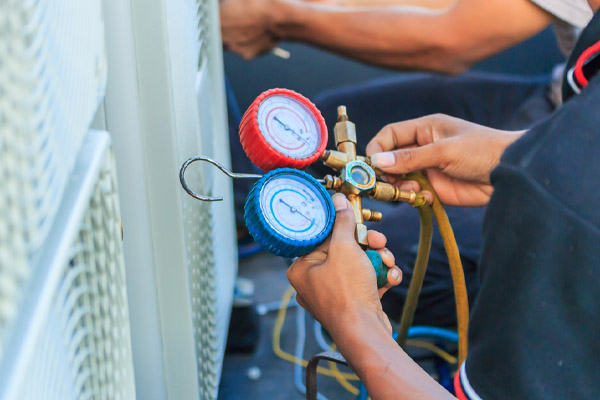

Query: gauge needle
[273,116,309,144]
[279,199,314,224]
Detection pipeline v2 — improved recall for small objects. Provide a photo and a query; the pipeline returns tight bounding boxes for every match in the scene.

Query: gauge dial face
[259,173,330,240]
[257,95,322,160]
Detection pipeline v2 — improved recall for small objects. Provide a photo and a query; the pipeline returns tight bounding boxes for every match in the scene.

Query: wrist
[502,129,526,145]
[494,130,525,161]
[483,129,526,173]
[328,308,396,381]
[326,303,390,352]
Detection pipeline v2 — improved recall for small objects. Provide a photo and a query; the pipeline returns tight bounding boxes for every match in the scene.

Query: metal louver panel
[100,0,236,397]
[0,131,136,400]
[191,0,236,397]
[196,0,210,65]
[0,0,107,353]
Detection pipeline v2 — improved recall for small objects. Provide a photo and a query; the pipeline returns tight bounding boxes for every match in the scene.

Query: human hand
[287,194,403,337]
[367,114,524,207]
[220,0,279,59]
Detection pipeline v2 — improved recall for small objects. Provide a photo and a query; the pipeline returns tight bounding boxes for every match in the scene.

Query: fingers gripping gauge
[239,89,328,171]
[244,168,335,258]
[243,168,388,288]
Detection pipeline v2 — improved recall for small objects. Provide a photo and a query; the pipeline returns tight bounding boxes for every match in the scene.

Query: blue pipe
[407,326,459,343]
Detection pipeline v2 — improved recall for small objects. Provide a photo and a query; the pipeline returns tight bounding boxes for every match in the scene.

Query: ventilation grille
[10,147,136,400]
[0,0,107,352]
[184,192,220,399]
[196,0,210,65]
[189,0,228,397]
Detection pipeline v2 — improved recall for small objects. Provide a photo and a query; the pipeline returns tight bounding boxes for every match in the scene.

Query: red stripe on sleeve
[574,40,600,87]
[454,368,470,400]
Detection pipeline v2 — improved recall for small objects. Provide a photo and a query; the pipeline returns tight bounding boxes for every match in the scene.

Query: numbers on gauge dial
[259,174,329,240]
[257,95,322,159]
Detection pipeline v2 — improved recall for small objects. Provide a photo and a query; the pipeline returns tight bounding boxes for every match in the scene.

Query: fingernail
[332,193,348,210]
[371,152,395,168]
[390,268,401,281]
[399,182,417,192]
[383,248,393,258]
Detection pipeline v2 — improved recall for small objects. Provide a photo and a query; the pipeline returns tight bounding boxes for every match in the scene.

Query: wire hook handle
[179,155,262,201]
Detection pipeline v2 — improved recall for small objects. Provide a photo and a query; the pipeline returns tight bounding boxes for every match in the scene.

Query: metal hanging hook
[180,155,263,201]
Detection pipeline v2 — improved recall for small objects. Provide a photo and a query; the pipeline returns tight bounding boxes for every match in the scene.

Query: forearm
[267,0,551,73]
[269,1,461,72]
[329,308,455,399]
[317,0,454,8]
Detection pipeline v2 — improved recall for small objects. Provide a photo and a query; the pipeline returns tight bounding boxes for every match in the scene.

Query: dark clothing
[461,73,600,400]
[459,13,600,398]
[311,71,554,326]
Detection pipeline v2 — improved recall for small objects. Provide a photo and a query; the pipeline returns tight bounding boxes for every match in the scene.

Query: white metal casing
[0,0,136,398]
[99,0,238,398]
[0,132,136,400]
[0,0,108,347]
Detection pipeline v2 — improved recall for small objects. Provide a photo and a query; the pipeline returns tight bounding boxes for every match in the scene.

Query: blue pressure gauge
[244,168,335,258]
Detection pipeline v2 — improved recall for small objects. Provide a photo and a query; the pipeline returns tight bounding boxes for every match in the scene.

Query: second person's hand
[220,0,279,59]
[366,114,524,207]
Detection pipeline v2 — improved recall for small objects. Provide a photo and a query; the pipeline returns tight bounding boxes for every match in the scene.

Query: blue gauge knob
[366,250,388,289]
[244,168,335,258]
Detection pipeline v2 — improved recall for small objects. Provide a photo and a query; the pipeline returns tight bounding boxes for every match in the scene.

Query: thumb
[330,194,356,244]
[370,144,443,174]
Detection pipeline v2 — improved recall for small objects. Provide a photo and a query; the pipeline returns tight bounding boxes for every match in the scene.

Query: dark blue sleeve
[463,75,600,399]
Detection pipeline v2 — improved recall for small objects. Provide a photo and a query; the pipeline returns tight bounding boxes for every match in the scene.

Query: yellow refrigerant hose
[403,172,470,365]
[272,173,469,383]
[396,203,433,348]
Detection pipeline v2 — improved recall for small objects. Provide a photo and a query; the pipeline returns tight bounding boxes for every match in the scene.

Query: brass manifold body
[315,106,469,366]
[179,104,470,366]
[318,106,427,248]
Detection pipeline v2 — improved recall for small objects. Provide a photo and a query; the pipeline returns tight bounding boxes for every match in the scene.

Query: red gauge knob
[239,88,328,172]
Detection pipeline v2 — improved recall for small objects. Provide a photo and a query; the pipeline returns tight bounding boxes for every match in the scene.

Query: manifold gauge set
[180,88,427,288]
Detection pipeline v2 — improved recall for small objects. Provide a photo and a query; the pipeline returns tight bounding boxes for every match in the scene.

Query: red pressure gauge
[239,89,328,172]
